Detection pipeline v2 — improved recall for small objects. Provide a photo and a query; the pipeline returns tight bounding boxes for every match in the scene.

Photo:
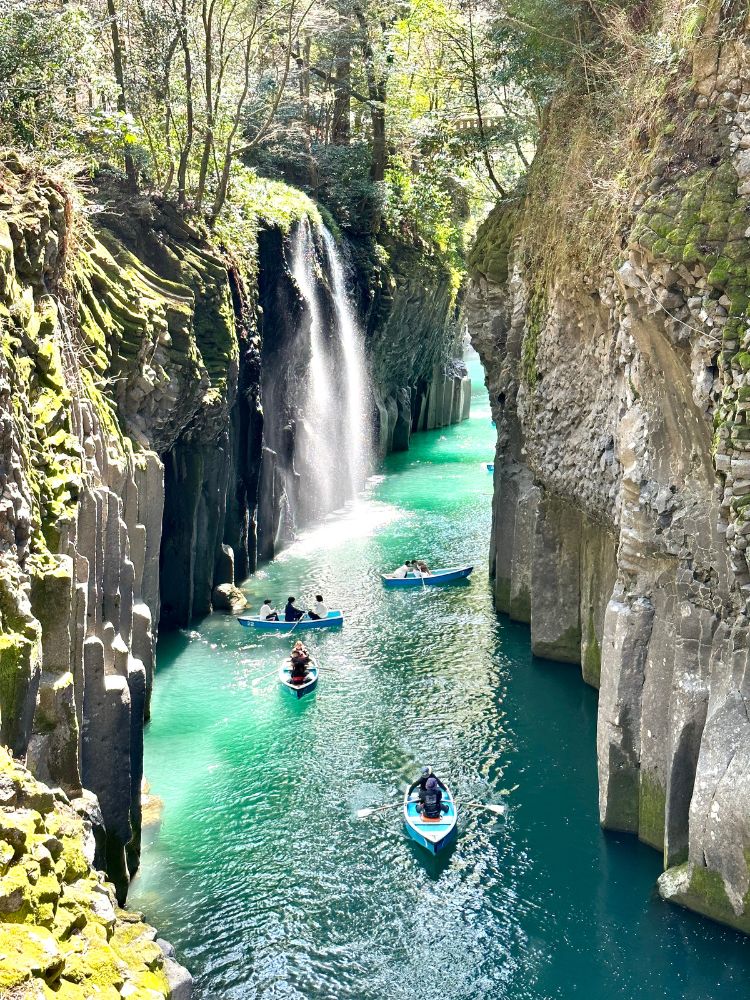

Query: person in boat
[408,766,447,801]
[289,641,311,684]
[391,561,412,579]
[413,559,431,575]
[259,598,279,622]
[307,594,328,620]
[284,597,305,622]
[417,776,448,819]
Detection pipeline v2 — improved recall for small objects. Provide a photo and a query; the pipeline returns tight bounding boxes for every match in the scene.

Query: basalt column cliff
[467,10,750,933]
[0,151,467,929]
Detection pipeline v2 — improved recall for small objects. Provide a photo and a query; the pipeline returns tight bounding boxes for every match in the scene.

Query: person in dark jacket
[284,597,305,622]
[408,766,447,800]
[417,776,447,818]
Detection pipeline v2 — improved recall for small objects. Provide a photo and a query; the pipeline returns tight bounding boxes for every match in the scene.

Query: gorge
[2,0,750,996]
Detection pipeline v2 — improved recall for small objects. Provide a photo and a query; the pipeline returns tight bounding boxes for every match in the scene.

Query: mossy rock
[0,923,62,989]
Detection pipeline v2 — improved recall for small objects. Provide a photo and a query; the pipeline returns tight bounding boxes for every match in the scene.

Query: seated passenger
[284,597,305,622]
[391,561,411,579]
[308,594,328,620]
[258,599,279,621]
[417,776,448,818]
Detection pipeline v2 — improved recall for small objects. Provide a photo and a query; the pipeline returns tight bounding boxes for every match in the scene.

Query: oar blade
[484,803,506,815]
[356,807,375,819]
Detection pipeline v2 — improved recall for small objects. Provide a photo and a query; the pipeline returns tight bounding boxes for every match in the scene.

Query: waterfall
[321,227,373,498]
[289,219,373,523]
[291,222,338,517]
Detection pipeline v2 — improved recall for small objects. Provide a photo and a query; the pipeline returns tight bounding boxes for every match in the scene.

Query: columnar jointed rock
[466,12,750,934]
[0,746,192,998]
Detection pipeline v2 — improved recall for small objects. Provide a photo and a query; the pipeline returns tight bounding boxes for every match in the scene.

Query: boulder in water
[212,584,247,614]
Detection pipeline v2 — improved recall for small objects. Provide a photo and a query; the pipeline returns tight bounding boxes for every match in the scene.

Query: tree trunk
[175,0,194,206]
[105,0,138,188]
[331,25,351,146]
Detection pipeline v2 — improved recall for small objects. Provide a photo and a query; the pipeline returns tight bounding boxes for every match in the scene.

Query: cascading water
[291,221,338,517]
[321,227,373,496]
[290,218,373,521]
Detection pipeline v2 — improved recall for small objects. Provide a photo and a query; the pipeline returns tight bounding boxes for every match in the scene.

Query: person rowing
[408,766,446,801]
[307,594,328,620]
[289,641,311,684]
[412,559,431,575]
[284,596,305,622]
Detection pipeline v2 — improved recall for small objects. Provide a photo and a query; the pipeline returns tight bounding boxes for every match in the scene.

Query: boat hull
[381,567,473,588]
[238,611,344,631]
[279,660,319,699]
[403,785,457,855]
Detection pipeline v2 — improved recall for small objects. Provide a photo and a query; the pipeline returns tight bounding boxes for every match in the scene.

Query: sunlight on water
[131,351,748,999]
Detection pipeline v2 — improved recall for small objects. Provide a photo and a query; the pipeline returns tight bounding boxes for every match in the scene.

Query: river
[130,351,749,999]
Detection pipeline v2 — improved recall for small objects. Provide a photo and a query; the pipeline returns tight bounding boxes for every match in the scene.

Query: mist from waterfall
[290,219,373,523]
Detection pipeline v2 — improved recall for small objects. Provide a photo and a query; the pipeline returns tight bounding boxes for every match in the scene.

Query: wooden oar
[463,801,507,815]
[288,612,309,634]
[251,666,282,686]
[356,802,402,819]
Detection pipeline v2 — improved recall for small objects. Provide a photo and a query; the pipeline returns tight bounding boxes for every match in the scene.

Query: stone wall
[467,13,750,934]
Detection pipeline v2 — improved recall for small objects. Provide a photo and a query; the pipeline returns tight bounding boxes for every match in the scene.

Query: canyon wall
[0,151,466,926]
[467,12,750,933]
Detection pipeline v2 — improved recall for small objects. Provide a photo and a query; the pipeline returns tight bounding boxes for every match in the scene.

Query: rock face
[364,234,470,453]
[0,149,466,925]
[0,745,191,998]
[467,14,750,933]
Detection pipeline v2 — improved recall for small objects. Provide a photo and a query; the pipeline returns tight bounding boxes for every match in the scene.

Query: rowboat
[403,785,458,855]
[279,657,319,699]
[381,566,473,587]
[237,610,344,631]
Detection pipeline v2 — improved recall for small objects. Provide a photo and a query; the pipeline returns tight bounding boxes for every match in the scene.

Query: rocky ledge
[0,747,191,999]
[467,11,750,933]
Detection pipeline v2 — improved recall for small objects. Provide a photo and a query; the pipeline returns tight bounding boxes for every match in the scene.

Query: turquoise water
[131,353,749,998]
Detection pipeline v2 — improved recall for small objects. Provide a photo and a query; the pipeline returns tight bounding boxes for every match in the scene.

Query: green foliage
[0,1,94,151]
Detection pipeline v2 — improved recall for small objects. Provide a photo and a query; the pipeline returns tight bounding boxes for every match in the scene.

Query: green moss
[582,607,602,688]
[494,575,511,614]
[510,584,531,625]
[638,771,666,851]
[533,623,581,664]
[663,862,750,934]
[522,286,547,387]
[467,200,520,284]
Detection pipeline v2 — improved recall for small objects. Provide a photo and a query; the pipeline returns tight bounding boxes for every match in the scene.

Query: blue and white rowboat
[381,566,473,588]
[237,611,344,632]
[403,786,458,855]
[279,658,319,699]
